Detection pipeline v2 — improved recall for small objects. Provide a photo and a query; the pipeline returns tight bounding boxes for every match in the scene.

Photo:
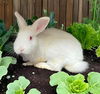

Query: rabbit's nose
[19,48,24,53]
[20,49,24,52]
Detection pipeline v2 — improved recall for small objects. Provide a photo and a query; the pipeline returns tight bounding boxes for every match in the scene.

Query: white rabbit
[14,12,89,73]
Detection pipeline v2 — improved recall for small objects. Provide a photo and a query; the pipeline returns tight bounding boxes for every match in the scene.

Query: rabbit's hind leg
[34,62,53,70]
[35,58,64,71]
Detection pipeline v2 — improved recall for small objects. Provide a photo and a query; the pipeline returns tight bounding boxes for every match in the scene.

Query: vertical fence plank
[0,0,4,20]
[59,0,66,28]
[78,0,83,22]
[35,0,42,17]
[13,0,20,12]
[28,0,35,18]
[13,0,20,22]
[43,0,48,13]
[48,0,54,12]
[83,0,89,19]
[73,0,79,22]
[20,0,28,19]
[54,0,60,27]
[66,0,73,27]
[5,0,13,28]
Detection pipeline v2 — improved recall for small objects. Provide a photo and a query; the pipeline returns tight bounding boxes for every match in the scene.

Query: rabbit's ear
[32,17,50,35]
[15,12,27,29]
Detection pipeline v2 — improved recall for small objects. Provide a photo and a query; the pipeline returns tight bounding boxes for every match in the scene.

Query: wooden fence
[0,0,89,28]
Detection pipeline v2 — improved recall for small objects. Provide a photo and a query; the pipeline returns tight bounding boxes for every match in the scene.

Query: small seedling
[6,76,41,94]
[0,51,16,80]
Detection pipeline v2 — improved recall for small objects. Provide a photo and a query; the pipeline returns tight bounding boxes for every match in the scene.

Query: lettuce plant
[50,72,100,94]
[67,23,97,50]
[0,20,16,54]
[6,76,41,94]
[0,51,16,80]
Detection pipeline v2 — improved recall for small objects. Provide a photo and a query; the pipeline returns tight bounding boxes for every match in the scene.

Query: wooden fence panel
[0,0,4,20]
[35,0,42,17]
[59,0,66,28]
[43,0,48,12]
[54,0,60,27]
[78,0,83,23]
[0,0,90,28]
[20,0,28,19]
[73,0,79,22]
[66,0,73,26]
[5,0,13,28]
[13,0,20,22]
[28,0,35,18]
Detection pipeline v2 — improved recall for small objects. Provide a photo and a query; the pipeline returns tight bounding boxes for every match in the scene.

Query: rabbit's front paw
[35,62,53,70]
[23,62,34,66]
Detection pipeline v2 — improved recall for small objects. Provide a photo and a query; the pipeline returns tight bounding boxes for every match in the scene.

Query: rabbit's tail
[64,61,89,73]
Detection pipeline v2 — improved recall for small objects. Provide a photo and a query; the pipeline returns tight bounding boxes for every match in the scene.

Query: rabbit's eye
[29,36,32,40]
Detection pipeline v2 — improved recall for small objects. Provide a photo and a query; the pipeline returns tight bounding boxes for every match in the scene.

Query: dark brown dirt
[0,49,100,94]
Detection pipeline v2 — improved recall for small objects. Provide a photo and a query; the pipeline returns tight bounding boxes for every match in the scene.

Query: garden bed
[0,49,100,94]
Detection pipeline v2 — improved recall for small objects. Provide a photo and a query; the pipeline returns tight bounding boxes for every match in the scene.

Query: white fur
[14,12,89,73]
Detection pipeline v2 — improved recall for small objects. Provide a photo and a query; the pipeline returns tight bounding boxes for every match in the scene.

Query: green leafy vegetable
[28,89,41,94]
[50,72,89,94]
[0,20,6,37]
[0,19,16,54]
[50,72,100,94]
[6,76,41,94]
[96,46,100,57]
[0,51,16,80]
[67,23,97,50]
[88,72,100,94]
[50,72,69,86]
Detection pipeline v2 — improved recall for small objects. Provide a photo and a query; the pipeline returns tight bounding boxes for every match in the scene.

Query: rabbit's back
[38,28,83,60]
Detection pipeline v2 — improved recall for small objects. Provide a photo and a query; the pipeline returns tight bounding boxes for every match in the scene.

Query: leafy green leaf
[67,74,89,93]
[49,72,69,86]
[0,26,14,50]
[6,76,41,94]
[88,72,100,94]
[0,20,6,37]
[67,23,97,50]
[48,11,57,28]
[1,57,16,68]
[0,51,2,62]
[96,46,100,57]
[56,82,70,94]
[3,42,14,54]
[28,89,41,94]
[0,51,16,80]
[18,76,30,90]
[0,66,7,80]
[6,76,30,94]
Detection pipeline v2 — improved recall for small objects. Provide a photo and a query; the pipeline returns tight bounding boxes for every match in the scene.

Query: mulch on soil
[0,49,100,94]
